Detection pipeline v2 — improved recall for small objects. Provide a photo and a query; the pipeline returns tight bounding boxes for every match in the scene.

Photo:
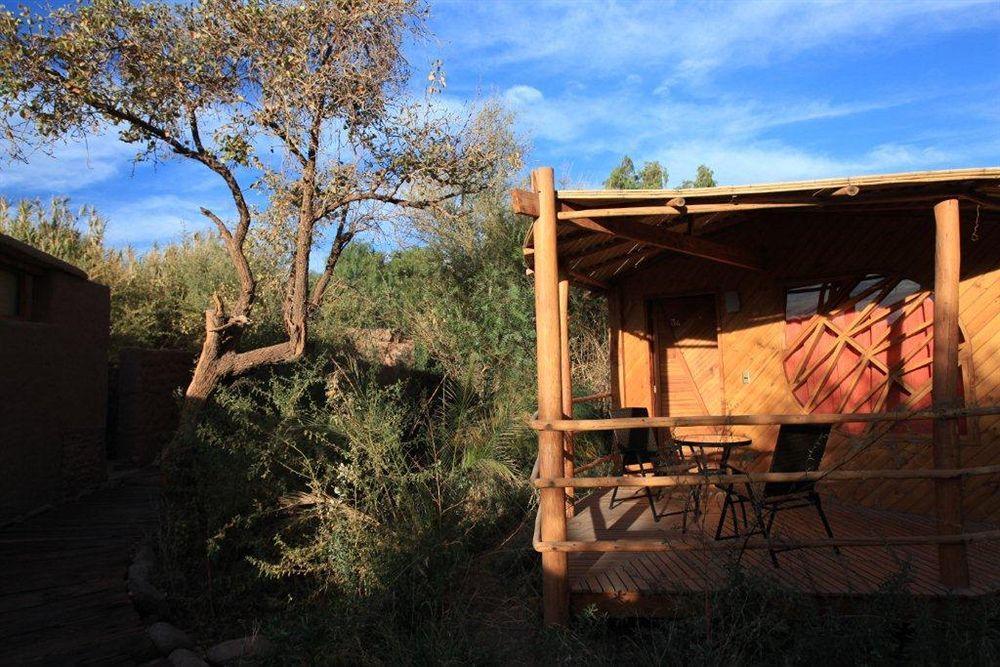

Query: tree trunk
[175,349,226,447]
[167,307,236,460]
[166,302,306,462]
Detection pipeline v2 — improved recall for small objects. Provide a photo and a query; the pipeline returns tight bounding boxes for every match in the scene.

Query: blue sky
[1,0,999,252]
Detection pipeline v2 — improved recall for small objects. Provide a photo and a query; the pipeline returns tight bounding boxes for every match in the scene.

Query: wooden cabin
[513,167,1000,625]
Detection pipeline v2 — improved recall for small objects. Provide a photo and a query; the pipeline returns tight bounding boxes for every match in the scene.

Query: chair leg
[609,455,628,509]
[764,509,779,567]
[640,461,660,522]
[729,489,741,535]
[714,491,732,539]
[682,488,692,532]
[646,488,660,522]
[812,493,839,555]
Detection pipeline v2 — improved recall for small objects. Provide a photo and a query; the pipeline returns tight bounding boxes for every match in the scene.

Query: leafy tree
[604,158,717,190]
[1,0,517,447]
[603,155,666,189]
[681,164,717,188]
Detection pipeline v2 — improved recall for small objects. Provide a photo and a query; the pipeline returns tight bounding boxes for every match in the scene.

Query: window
[783,274,965,435]
[0,267,19,317]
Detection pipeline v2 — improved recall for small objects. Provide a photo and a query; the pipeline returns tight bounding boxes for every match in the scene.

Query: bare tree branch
[309,207,354,309]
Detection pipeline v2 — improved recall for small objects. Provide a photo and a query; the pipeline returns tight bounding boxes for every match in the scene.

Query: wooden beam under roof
[556,167,1000,202]
[559,210,763,271]
[511,189,540,217]
[566,238,639,269]
[558,202,816,219]
[565,270,609,291]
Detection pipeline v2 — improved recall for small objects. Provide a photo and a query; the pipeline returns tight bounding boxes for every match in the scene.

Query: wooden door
[651,295,724,435]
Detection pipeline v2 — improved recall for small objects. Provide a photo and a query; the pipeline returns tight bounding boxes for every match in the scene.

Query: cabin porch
[566,486,1000,616]
[515,166,1000,625]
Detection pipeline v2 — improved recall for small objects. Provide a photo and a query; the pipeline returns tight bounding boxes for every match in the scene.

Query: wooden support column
[559,277,575,517]
[932,198,970,588]
[533,167,569,625]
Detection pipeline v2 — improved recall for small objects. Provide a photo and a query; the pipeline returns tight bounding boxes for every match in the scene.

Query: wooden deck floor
[568,487,1000,611]
[0,468,161,664]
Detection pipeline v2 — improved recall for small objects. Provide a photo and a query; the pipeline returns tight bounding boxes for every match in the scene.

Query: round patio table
[672,433,754,535]
[672,433,753,474]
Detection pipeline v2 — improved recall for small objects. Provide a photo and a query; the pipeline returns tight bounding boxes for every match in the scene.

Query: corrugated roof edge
[0,233,89,279]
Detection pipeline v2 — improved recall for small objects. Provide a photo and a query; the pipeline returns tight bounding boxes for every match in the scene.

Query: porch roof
[519,167,1000,289]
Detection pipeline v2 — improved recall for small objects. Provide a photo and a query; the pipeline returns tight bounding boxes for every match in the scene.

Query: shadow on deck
[568,487,1000,615]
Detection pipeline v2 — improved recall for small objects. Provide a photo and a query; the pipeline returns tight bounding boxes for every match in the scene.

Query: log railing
[571,391,611,405]
[535,463,1000,490]
[531,405,999,432]
[528,406,1000,557]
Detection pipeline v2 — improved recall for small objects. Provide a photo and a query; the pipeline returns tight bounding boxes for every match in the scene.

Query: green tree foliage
[1,198,215,351]
[681,163,718,188]
[1,0,518,440]
[157,178,549,658]
[604,157,718,190]
[603,155,667,189]
[0,197,290,352]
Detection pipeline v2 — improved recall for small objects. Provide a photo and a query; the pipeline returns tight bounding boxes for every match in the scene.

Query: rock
[205,636,275,664]
[148,622,195,655]
[169,648,209,667]
[134,543,157,569]
[129,561,153,582]
[138,659,172,667]
[128,573,169,617]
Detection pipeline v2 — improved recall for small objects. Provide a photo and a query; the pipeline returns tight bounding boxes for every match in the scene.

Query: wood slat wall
[609,209,1000,521]
[650,296,724,436]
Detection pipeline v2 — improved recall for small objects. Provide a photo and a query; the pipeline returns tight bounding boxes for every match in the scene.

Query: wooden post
[533,167,569,624]
[932,198,970,588]
[559,277,575,517]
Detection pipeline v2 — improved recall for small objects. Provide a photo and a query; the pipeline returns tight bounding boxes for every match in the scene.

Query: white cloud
[651,139,984,187]
[102,193,234,248]
[0,128,138,192]
[435,0,999,84]
[503,85,544,106]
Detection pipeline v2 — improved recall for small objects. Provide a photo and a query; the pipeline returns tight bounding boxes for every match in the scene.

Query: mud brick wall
[112,348,195,465]
[0,271,110,523]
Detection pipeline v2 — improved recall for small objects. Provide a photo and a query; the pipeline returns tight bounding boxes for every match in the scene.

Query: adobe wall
[0,271,110,523]
[111,348,195,465]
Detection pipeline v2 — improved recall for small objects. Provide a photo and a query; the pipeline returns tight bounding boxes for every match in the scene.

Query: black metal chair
[608,407,696,524]
[608,407,660,518]
[720,423,838,566]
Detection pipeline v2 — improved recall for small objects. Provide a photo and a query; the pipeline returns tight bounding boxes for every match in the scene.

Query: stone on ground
[169,648,209,667]
[205,636,275,664]
[148,622,195,655]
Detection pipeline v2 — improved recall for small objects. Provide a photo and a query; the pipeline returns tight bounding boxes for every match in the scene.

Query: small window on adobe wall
[0,267,21,317]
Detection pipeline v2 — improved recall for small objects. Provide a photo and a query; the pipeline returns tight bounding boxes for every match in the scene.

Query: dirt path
[0,468,161,664]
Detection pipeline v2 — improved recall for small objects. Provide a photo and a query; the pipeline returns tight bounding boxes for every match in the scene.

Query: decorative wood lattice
[782,274,965,435]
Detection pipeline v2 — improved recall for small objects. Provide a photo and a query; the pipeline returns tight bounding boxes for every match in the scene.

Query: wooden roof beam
[511,189,540,217]
[558,211,763,271]
[831,184,860,197]
[567,240,640,270]
[578,245,661,277]
[564,270,609,291]
[558,202,816,219]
